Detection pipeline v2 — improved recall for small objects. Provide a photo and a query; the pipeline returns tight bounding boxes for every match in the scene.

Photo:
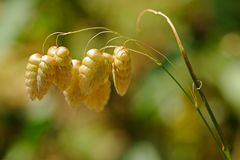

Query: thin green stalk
[84,30,118,54]
[161,65,223,152]
[137,9,231,160]
[161,65,193,104]
[123,37,223,155]
[42,27,113,53]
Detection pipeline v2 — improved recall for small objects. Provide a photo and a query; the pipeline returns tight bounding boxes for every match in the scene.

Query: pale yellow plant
[25,43,132,112]
[25,53,42,100]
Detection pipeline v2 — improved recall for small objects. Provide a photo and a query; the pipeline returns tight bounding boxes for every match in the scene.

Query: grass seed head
[47,46,58,57]
[79,49,110,95]
[84,79,111,112]
[112,46,131,96]
[49,46,73,91]
[37,55,56,100]
[25,53,42,100]
[64,59,85,107]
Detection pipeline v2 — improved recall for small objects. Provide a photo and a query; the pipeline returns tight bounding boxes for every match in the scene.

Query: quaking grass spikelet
[84,79,111,112]
[47,46,72,91]
[63,59,85,107]
[25,53,42,100]
[112,46,131,96]
[37,55,56,99]
[47,46,58,57]
[79,49,111,95]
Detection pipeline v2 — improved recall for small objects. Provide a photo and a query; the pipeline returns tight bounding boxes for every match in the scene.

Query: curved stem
[100,45,119,50]
[42,27,112,53]
[42,32,64,53]
[161,65,193,104]
[124,38,175,68]
[84,30,119,54]
[160,65,227,158]
[131,42,224,157]
[58,26,112,36]
[55,27,114,47]
[127,48,161,65]
[137,9,230,159]
[103,36,125,52]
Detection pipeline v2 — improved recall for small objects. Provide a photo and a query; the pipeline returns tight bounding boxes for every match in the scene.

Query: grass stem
[137,9,231,160]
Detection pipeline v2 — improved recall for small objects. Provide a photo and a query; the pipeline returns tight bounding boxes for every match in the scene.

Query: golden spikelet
[63,59,85,107]
[79,49,111,95]
[112,46,131,96]
[47,46,58,57]
[37,55,56,100]
[25,53,42,100]
[47,46,72,91]
[84,79,111,112]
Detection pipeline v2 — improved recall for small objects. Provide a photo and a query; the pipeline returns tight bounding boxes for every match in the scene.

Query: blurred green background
[0,0,240,159]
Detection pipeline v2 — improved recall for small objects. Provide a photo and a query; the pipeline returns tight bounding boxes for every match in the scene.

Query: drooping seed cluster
[113,46,131,96]
[25,46,131,112]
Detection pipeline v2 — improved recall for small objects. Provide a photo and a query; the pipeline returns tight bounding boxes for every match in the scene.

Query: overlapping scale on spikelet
[48,46,72,91]
[63,59,85,107]
[112,46,131,96]
[37,55,56,100]
[79,49,111,95]
[25,53,42,100]
[55,47,72,90]
[25,45,131,112]
[84,79,111,112]
[47,46,58,57]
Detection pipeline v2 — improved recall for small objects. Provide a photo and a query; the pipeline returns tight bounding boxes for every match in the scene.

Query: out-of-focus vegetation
[0,0,240,159]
